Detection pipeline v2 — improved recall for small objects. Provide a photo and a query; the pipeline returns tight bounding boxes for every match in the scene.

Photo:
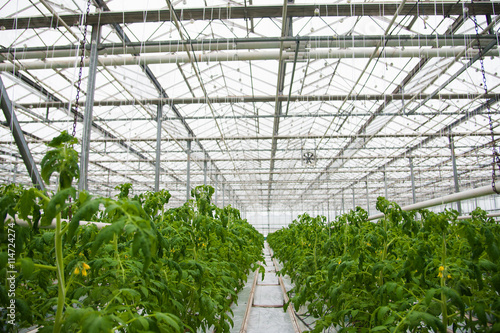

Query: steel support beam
[366,180,370,215]
[186,140,191,202]
[384,165,388,199]
[79,25,101,192]
[0,76,45,191]
[203,160,207,185]
[155,103,162,192]
[214,174,218,205]
[409,156,416,204]
[449,135,462,214]
[17,93,500,109]
[352,187,356,210]
[1,3,497,30]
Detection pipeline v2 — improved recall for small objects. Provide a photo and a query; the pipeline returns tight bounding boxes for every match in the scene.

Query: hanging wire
[470,0,500,194]
[73,0,92,138]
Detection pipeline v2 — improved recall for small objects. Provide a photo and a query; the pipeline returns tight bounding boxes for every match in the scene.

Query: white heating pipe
[367,184,500,221]
[7,214,111,229]
[457,212,500,220]
[2,47,497,72]
[1,38,480,61]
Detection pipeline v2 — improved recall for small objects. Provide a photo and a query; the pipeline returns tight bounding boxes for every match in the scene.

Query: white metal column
[186,140,191,202]
[79,25,101,191]
[449,135,462,214]
[155,103,162,192]
[409,156,416,204]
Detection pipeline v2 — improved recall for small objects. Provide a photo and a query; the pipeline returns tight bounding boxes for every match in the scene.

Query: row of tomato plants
[0,131,264,332]
[267,197,500,332]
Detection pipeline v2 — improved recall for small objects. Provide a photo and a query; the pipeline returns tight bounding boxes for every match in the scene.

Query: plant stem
[54,213,66,333]
[15,262,57,271]
[313,231,318,273]
[440,232,448,329]
[36,263,58,271]
[114,234,125,281]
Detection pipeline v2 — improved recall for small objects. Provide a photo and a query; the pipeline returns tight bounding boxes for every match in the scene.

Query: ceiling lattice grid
[0,0,499,214]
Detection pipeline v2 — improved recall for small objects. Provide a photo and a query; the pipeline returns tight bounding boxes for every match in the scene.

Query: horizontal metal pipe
[1,132,496,144]
[2,47,497,71]
[367,184,499,220]
[8,214,110,229]
[456,212,500,220]
[15,93,500,108]
[2,35,495,60]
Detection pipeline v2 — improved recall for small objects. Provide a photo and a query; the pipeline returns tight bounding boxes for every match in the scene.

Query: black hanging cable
[470,0,500,194]
[73,0,91,138]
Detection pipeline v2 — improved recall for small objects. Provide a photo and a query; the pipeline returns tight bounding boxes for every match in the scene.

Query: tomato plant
[0,132,264,332]
[268,197,500,332]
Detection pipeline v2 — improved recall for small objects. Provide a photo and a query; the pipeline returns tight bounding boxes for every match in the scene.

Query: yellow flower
[74,267,80,275]
[447,274,452,279]
[82,268,88,277]
[338,260,342,264]
[82,262,90,270]
[367,243,371,246]
[439,266,445,272]
[438,272,443,278]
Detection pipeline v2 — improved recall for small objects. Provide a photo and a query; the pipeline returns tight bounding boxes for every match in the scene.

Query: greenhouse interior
[1,0,500,332]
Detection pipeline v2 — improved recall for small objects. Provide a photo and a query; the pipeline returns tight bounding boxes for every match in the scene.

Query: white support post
[409,156,416,204]
[449,135,462,214]
[214,173,218,205]
[186,140,191,202]
[155,103,162,192]
[222,183,225,207]
[384,165,388,199]
[366,180,370,215]
[352,187,356,210]
[203,160,207,185]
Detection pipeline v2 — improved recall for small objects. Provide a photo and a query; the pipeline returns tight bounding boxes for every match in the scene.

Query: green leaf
[68,194,103,241]
[20,257,35,278]
[90,220,125,256]
[155,312,182,333]
[442,286,465,317]
[0,252,7,270]
[372,326,388,332]
[425,288,437,306]
[82,313,114,333]
[41,187,76,226]
[474,302,487,326]
[16,188,37,222]
[407,311,445,333]
[15,298,33,323]
[47,130,77,148]
[41,131,79,189]
[135,316,149,330]
[377,306,390,322]
[492,273,500,294]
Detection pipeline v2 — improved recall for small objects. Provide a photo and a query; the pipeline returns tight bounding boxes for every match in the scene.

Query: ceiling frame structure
[1,0,500,219]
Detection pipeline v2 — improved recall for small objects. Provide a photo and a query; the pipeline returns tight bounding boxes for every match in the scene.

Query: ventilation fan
[302,151,316,166]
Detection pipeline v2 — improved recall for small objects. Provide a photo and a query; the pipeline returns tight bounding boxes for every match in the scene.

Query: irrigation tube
[367,184,500,221]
